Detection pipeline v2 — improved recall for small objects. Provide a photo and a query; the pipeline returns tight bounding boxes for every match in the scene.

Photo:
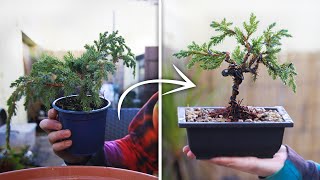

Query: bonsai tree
[174,13,297,121]
[2,31,136,169]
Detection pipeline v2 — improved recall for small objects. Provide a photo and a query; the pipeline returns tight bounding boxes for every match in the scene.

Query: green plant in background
[162,64,218,180]
[174,13,297,121]
[3,31,136,171]
[0,147,35,173]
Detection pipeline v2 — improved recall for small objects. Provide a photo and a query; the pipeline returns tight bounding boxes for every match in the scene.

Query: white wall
[0,17,27,124]
[164,0,320,55]
[1,0,158,55]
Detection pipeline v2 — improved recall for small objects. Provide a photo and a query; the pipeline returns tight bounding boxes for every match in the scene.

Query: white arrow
[117,64,196,120]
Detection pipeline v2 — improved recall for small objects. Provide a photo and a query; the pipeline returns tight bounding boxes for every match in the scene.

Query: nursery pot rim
[52,95,111,114]
[178,106,294,128]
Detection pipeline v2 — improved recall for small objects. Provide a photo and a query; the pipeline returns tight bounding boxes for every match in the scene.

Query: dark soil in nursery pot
[178,106,294,159]
[52,95,110,155]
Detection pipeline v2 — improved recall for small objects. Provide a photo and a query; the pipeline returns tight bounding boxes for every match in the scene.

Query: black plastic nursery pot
[178,106,294,159]
[52,95,110,155]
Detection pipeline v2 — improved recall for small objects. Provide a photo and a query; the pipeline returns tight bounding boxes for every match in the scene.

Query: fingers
[39,109,61,133]
[210,156,269,176]
[49,130,72,152]
[182,144,288,177]
[211,156,258,169]
[48,109,58,119]
[210,152,286,177]
[39,118,62,133]
[272,145,287,160]
[187,151,196,159]
[48,130,71,144]
[52,140,72,152]
[182,146,190,153]
[182,146,196,159]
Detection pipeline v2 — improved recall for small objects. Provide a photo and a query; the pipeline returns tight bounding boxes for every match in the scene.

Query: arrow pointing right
[117,64,196,120]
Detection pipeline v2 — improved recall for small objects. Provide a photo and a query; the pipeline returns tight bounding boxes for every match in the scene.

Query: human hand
[39,109,89,164]
[183,145,287,177]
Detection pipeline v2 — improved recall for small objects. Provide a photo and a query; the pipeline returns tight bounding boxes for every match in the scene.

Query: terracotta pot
[0,166,158,180]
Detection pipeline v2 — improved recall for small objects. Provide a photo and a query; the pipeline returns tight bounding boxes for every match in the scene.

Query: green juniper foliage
[6,31,136,151]
[174,13,297,120]
[174,13,296,91]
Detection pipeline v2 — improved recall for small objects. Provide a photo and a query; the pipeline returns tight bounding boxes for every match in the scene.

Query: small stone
[238,119,243,122]
[229,116,233,119]
[217,118,225,122]
[254,118,259,121]
[245,119,253,122]
[194,111,200,115]
[225,119,231,122]
[219,115,223,118]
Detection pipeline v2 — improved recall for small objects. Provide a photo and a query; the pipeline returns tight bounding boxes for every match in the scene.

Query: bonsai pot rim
[178,106,294,128]
[52,95,111,114]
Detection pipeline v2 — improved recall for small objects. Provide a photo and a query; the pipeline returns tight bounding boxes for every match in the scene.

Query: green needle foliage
[5,31,136,151]
[174,13,297,92]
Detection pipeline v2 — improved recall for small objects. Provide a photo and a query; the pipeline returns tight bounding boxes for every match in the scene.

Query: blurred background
[0,0,158,168]
[162,0,320,179]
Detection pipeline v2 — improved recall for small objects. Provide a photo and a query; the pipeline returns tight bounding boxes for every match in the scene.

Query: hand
[40,109,89,164]
[183,145,287,177]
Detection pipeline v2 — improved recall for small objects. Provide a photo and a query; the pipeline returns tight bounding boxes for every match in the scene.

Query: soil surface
[185,107,284,122]
[56,97,108,111]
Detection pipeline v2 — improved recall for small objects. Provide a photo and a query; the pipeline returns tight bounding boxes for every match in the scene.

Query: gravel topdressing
[185,107,284,122]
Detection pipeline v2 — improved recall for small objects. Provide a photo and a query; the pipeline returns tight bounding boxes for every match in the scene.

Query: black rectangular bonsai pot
[178,106,293,159]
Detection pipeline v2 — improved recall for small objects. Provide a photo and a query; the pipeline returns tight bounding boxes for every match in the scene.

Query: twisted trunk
[229,76,243,108]
[228,73,243,121]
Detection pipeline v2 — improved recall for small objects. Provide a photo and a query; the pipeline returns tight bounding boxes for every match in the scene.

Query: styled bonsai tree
[4,31,136,153]
[174,13,297,121]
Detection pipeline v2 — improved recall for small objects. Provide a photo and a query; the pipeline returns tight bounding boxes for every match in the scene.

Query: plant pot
[52,95,110,155]
[178,106,294,159]
[0,166,157,180]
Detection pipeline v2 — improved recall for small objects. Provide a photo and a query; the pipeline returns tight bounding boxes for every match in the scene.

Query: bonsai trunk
[221,65,245,121]
[222,71,259,121]
[229,75,243,120]
[229,76,242,106]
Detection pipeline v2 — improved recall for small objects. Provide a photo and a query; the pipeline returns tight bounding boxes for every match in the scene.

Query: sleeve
[261,145,320,180]
[103,93,158,175]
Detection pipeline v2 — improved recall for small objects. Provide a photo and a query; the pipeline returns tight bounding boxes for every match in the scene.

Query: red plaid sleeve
[104,93,158,174]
